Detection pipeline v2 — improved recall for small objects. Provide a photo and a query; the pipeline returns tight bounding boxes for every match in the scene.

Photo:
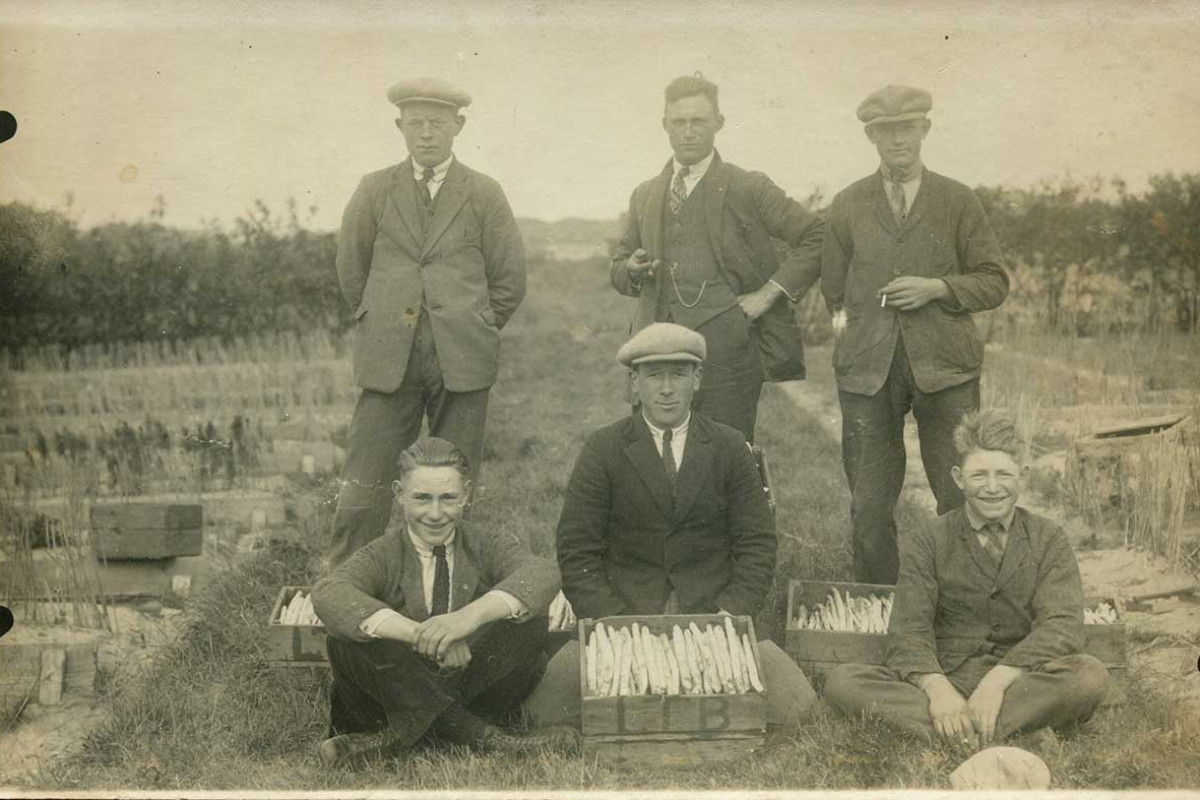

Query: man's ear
[453,114,466,135]
[691,365,703,391]
[950,464,964,492]
[394,117,403,133]
[392,478,403,500]
[921,118,932,138]
[864,125,878,144]
[462,478,473,503]
[714,113,725,133]
[1019,463,1031,481]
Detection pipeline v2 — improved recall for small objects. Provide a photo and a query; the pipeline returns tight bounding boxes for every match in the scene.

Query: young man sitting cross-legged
[824,409,1109,749]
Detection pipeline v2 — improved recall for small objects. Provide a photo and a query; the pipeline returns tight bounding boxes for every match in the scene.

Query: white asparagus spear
[742,633,765,692]
[723,616,748,693]
[586,636,598,696]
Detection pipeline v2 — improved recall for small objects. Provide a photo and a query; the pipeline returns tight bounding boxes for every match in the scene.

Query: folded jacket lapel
[995,521,1030,593]
[703,156,731,275]
[672,417,713,523]
[450,526,481,613]
[899,168,931,231]
[872,172,900,237]
[398,528,429,622]
[640,160,672,261]
[387,158,424,249]
[624,416,674,519]
[422,160,470,257]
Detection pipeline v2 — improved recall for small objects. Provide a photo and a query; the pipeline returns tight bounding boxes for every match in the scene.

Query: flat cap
[949,747,1051,791]
[857,85,932,126]
[387,77,472,110]
[617,323,706,368]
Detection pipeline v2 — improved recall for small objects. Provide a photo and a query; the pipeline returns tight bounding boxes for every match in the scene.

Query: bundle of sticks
[278,590,322,626]
[584,618,764,697]
[794,590,894,633]
[548,590,576,631]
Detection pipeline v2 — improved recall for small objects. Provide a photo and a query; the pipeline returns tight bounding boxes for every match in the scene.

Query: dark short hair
[664,73,719,114]
[397,437,470,480]
[953,410,1024,463]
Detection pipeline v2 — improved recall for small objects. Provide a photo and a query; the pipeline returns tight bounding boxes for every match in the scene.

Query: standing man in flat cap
[822,85,1008,584]
[611,73,825,443]
[330,77,526,569]
[524,322,818,728]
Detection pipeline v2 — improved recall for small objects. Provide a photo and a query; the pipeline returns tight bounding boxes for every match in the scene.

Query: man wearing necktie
[825,411,1108,753]
[313,438,572,765]
[821,85,1009,585]
[611,73,825,443]
[524,323,818,729]
[330,77,526,570]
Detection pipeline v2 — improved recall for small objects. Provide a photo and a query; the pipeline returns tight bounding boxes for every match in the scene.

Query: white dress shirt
[672,149,715,199]
[358,526,528,638]
[412,154,454,201]
[642,412,691,472]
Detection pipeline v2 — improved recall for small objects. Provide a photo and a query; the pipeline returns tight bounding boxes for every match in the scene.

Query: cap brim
[863,111,928,127]
[629,353,703,366]
[393,96,465,108]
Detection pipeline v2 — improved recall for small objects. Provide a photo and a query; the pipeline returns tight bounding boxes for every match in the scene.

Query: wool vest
[656,181,738,328]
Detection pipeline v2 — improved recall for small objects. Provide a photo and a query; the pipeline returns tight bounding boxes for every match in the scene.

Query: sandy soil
[0,603,187,784]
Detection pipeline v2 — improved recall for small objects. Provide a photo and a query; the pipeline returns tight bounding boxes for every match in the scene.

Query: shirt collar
[642,411,691,440]
[880,160,924,184]
[412,154,454,181]
[407,526,456,556]
[673,149,715,181]
[963,503,1016,532]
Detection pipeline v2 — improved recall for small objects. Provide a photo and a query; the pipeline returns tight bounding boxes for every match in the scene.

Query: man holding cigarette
[821,85,1008,585]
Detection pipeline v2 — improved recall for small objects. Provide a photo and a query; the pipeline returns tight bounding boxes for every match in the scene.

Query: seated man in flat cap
[611,73,825,443]
[821,85,1009,585]
[524,323,818,727]
[330,77,526,569]
[824,411,1108,750]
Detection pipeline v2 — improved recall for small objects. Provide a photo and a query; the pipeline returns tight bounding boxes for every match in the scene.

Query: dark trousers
[329,313,490,569]
[326,618,548,748]
[838,336,979,584]
[824,654,1110,741]
[684,306,763,443]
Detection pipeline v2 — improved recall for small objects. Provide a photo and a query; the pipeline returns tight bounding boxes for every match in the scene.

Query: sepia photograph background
[2,0,1199,794]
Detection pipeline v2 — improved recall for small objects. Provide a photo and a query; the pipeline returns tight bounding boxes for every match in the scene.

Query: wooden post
[38,649,65,706]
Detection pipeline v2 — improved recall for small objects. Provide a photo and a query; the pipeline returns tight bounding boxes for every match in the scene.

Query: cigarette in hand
[880,294,888,308]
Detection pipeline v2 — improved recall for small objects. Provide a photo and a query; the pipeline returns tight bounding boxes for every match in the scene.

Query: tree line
[2,173,1197,361]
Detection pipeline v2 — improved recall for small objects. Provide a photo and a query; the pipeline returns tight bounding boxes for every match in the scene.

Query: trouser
[522,638,818,729]
[823,654,1110,741]
[329,312,490,570]
[838,336,979,584]
[326,618,548,747]
[680,306,764,443]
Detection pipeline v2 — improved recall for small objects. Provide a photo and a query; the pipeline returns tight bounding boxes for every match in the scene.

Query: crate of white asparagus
[578,614,766,768]
[785,580,896,677]
[267,586,328,666]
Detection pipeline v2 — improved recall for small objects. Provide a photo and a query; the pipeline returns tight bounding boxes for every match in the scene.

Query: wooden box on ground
[579,614,765,768]
[785,579,893,676]
[90,502,203,560]
[785,580,1129,702]
[267,585,328,667]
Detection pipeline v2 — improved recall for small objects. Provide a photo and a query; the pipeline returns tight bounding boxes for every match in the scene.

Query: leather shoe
[317,730,395,767]
[480,724,581,755]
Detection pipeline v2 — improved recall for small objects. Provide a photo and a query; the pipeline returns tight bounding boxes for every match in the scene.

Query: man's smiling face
[952,447,1023,524]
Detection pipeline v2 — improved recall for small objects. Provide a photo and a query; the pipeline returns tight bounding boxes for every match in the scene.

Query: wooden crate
[267,585,329,667]
[785,580,1129,702]
[90,502,203,560]
[579,614,765,768]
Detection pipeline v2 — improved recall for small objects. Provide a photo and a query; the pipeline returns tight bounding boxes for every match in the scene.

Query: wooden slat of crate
[266,585,329,667]
[579,614,765,767]
[91,502,203,560]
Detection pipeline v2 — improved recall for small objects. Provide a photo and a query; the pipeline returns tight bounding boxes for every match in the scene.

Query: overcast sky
[3,0,1199,231]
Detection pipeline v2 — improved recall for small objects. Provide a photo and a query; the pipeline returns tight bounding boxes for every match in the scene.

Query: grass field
[11,256,1200,791]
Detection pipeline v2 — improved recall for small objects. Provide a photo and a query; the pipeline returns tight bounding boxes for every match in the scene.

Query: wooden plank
[91,502,204,560]
[37,649,65,706]
[786,629,887,666]
[63,645,97,695]
[583,731,763,768]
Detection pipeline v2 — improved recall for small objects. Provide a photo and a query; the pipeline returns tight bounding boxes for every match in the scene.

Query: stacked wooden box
[579,614,766,767]
[785,580,1128,702]
[266,585,328,667]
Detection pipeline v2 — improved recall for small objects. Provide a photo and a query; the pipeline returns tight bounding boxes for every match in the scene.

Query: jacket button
[893,267,901,276]
[992,622,1003,631]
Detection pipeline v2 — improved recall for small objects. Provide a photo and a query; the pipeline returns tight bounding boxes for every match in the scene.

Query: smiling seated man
[824,410,1109,749]
[524,322,817,728]
[312,437,575,766]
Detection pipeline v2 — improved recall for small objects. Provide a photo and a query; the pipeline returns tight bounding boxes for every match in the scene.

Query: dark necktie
[669,166,689,215]
[417,167,436,208]
[889,176,907,224]
[662,428,678,497]
[431,544,450,616]
[981,523,1006,565]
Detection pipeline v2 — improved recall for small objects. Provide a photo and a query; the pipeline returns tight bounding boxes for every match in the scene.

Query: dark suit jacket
[556,413,776,621]
[821,169,1008,396]
[610,153,824,381]
[886,507,1086,683]
[336,157,526,393]
[313,518,559,643]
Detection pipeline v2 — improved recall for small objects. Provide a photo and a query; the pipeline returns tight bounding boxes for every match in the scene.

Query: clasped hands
[413,609,478,669]
[923,671,1013,749]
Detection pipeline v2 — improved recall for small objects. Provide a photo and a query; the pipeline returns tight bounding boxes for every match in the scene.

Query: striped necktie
[417,167,436,208]
[662,428,678,498]
[669,166,690,215]
[889,176,907,223]
[981,523,1006,565]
